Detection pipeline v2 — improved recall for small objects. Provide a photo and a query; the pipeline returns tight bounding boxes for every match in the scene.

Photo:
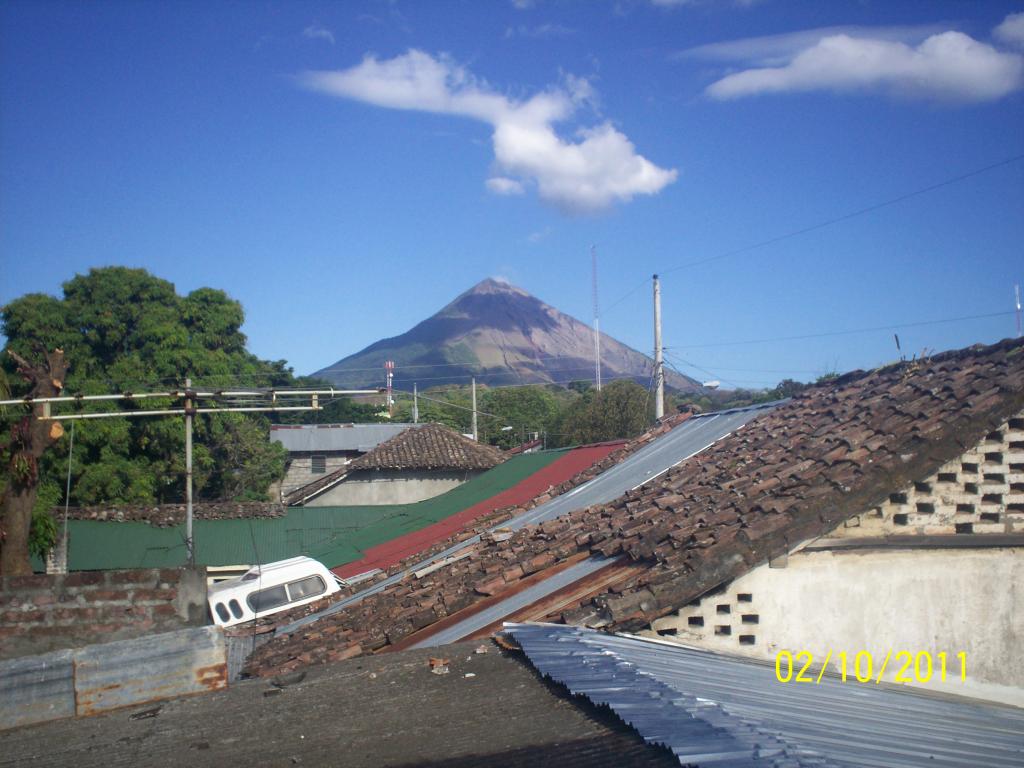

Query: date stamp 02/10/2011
[775,650,967,685]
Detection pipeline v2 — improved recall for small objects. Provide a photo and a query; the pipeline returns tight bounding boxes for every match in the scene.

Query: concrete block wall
[0,568,208,660]
[832,411,1024,538]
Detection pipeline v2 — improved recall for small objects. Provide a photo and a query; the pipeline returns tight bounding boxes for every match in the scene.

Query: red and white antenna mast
[592,245,602,391]
[384,360,395,417]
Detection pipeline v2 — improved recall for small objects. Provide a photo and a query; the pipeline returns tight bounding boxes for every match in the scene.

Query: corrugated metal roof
[504,403,780,531]
[334,442,622,578]
[505,623,1024,768]
[409,557,615,649]
[60,452,560,571]
[280,403,779,635]
[270,423,421,453]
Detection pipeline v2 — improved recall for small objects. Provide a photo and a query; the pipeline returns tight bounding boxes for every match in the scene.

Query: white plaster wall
[647,547,1024,707]
[306,471,477,507]
[281,454,352,496]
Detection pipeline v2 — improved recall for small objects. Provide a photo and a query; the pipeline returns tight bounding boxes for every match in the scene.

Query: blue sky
[2,0,1022,389]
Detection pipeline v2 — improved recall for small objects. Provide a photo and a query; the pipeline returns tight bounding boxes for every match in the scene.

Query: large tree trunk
[0,348,68,576]
[1,487,36,575]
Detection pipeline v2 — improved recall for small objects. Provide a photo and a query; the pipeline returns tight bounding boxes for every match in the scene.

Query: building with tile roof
[287,422,508,507]
[245,338,1024,706]
[271,422,423,503]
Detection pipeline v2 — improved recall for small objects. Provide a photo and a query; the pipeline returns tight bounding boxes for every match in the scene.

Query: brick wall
[0,567,208,660]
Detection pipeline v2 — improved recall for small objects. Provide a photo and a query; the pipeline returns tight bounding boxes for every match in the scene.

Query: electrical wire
[665,310,1015,350]
[659,152,1024,276]
[663,351,741,389]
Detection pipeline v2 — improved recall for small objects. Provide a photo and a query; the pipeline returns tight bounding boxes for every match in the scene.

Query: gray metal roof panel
[276,403,780,636]
[505,623,1024,768]
[270,423,421,453]
[409,556,615,649]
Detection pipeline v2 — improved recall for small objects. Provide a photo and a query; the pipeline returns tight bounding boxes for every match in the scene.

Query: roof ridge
[349,422,506,472]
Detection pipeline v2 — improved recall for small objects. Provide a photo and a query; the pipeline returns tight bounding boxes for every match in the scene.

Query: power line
[663,351,741,389]
[660,152,1024,276]
[665,310,1015,350]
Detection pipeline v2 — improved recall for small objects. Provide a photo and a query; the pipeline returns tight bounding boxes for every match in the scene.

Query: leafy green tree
[1,268,295,519]
[556,379,653,447]
[480,386,561,449]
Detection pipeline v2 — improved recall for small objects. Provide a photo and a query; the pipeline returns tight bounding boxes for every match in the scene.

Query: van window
[215,603,230,623]
[228,599,244,619]
[287,575,326,601]
[247,584,288,613]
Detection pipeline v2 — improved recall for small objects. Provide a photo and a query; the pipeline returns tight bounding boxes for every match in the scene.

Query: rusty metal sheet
[74,626,226,716]
[0,649,75,730]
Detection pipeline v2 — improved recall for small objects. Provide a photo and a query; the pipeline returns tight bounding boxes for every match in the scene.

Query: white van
[207,556,343,627]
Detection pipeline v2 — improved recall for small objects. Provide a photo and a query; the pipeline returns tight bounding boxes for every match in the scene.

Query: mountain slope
[313,278,702,392]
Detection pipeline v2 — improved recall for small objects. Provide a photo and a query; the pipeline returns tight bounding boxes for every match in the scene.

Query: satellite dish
[702,380,720,389]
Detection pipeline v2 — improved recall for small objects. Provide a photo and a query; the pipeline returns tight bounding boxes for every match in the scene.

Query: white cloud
[486,177,525,195]
[994,12,1024,49]
[511,0,535,8]
[707,31,1023,103]
[299,50,677,212]
[303,25,335,45]
[681,24,946,66]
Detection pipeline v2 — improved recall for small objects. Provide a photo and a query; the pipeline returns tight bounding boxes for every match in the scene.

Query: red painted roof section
[333,441,624,578]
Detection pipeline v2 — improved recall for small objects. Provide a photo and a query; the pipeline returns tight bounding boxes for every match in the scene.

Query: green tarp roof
[56,450,564,571]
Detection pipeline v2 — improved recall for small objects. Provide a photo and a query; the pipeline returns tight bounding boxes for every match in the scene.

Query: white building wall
[643,409,1024,707]
[305,470,479,507]
[645,547,1024,706]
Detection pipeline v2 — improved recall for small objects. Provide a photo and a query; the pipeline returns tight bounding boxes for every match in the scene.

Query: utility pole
[184,377,195,568]
[413,383,419,423]
[471,377,478,441]
[592,245,602,391]
[653,274,664,420]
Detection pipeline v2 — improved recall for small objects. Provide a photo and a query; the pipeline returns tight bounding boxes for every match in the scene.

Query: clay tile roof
[246,338,1024,678]
[348,422,506,472]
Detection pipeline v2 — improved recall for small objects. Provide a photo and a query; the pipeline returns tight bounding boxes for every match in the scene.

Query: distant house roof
[247,338,1024,675]
[348,422,507,473]
[270,423,421,453]
[507,623,1024,768]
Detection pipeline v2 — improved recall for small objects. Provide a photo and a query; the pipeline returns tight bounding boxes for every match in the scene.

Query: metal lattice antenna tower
[1016,284,1022,338]
[592,245,602,391]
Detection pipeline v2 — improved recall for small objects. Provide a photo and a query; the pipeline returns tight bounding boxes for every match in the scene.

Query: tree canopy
[1,268,292,511]
[554,379,654,447]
